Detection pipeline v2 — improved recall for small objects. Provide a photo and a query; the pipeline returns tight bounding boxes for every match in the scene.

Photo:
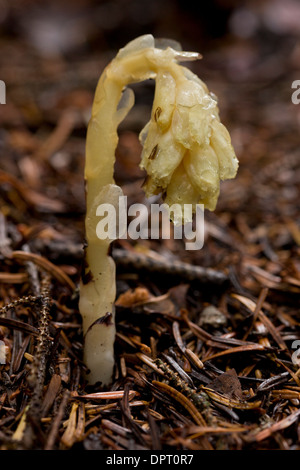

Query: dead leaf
[207,369,243,400]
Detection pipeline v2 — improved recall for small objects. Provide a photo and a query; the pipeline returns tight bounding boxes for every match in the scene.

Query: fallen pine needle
[61,402,78,448]
[188,424,251,439]
[11,251,75,291]
[77,390,138,400]
[152,380,206,427]
[12,405,29,442]
[0,272,28,283]
[202,344,266,362]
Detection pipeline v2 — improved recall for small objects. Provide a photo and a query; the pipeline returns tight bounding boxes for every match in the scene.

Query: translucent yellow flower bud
[164,162,199,210]
[183,145,220,211]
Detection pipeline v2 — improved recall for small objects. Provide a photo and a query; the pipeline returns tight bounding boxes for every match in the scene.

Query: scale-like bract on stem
[79,35,238,385]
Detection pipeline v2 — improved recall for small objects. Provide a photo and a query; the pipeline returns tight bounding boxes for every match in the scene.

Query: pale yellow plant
[79,35,238,385]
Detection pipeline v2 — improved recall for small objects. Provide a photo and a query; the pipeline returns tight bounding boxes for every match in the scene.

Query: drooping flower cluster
[139,52,238,223]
